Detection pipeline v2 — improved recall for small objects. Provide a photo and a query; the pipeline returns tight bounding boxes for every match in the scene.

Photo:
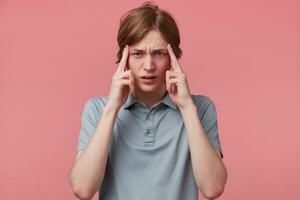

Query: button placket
[145,114,150,120]
[145,129,151,135]
[143,110,155,145]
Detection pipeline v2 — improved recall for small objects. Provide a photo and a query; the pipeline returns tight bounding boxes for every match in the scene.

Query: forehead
[130,30,167,50]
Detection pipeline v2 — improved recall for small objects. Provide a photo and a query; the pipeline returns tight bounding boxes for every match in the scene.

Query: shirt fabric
[77,92,223,200]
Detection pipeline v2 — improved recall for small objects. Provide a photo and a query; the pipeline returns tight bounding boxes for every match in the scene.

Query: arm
[69,105,118,200]
[165,44,227,199]
[69,45,133,200]
[179,100,227,200]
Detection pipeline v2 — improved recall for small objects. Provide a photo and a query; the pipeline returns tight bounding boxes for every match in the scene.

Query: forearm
[179,102,227,199]
[70,105,118,198]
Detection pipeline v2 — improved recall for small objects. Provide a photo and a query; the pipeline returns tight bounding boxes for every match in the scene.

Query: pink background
[1,0,299,199]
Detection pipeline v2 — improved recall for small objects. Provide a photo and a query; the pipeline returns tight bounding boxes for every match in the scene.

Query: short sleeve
[196,96,224,159]
[77,98,98,152]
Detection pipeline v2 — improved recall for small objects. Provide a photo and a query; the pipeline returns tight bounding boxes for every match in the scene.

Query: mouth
[141,75,157,79]
[140,75,157,84]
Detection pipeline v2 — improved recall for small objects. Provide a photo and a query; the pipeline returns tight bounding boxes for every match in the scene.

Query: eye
[153,52,167,57]
[131,52,144,58]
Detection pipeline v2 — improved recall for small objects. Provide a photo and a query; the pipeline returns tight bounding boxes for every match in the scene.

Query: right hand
[106,45,135,111]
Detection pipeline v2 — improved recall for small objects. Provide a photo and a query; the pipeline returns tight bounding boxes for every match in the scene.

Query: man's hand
[165,44,193,109]
[106,45,135,111]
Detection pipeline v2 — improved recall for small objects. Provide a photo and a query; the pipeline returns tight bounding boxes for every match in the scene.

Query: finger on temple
[117,45,129,72]
[167,44,182,72]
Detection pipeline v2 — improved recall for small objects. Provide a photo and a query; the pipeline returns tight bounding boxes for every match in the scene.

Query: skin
[69,29,227,200]
[108,29,194,109]
[126,29,171,108]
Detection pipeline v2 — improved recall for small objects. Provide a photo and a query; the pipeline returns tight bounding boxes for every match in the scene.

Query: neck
[133,87,167,109]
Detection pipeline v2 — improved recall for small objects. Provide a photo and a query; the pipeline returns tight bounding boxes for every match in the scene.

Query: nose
[143,53,155,71]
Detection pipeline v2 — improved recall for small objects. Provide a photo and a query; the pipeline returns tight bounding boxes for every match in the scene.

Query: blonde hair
[116,2,182,64]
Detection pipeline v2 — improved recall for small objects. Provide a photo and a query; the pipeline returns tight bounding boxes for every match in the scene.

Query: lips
[141,75,157,79]
[140,75,157,84]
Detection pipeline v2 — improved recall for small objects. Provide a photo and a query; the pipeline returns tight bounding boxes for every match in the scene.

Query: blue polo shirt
[77,92,223,200]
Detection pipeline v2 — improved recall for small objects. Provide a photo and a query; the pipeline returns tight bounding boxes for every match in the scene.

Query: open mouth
[141,76,157,79]
[141,75,157,84]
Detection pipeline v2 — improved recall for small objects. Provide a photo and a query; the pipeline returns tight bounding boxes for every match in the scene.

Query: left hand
[166,44,193,108]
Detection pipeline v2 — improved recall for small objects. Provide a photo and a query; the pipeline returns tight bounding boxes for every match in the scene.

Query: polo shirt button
[145,130,150,135]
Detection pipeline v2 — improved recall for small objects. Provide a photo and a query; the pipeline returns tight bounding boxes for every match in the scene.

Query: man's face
[128,30,170,94]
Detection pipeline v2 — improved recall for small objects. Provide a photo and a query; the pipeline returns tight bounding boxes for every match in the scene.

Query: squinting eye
[153,52,167,57]
[131,52,144,58]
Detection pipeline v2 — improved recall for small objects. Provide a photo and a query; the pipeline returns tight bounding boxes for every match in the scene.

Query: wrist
[178,98,195,111]
[103,104,120,115]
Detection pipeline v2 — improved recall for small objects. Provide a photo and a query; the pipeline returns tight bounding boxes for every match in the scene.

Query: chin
[138,84,162,93]
[139,86,156,93]
[139,85,159,92]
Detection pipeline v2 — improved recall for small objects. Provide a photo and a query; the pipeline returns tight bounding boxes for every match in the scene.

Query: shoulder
[82,96,109,118]
[191,94,217,119]
[191,94,215,108]
[89,96,109,109]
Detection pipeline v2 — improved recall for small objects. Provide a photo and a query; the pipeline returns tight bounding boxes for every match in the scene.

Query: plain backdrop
[1,0,299,199]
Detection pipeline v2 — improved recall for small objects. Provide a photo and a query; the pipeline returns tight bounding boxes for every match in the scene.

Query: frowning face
[128,29,170,95]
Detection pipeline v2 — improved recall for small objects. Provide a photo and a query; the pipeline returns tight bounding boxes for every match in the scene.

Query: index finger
[117,45,129,73]
[167,44,182,72]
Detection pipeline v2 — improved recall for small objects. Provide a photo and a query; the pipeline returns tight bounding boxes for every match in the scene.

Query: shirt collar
[123,92,177,110]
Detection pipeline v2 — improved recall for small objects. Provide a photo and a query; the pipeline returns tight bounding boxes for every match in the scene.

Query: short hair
[116,2,182,64]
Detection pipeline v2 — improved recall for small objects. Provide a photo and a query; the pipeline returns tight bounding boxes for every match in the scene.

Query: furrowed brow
[152,49,167,52]
[131,48,167,52]
[131,48,142,51]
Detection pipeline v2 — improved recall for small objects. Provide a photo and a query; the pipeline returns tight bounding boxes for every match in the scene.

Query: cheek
[127,57,133,69]
[162,58,171,70]
[128,57,140,70]
[161,61,171,72]
[128,59,139,77]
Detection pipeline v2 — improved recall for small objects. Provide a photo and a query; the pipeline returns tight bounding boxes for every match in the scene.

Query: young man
[69,3,227,200]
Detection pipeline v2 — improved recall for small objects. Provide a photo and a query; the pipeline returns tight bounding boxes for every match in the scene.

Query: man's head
[116,2,182,95]
[116,2,182,64]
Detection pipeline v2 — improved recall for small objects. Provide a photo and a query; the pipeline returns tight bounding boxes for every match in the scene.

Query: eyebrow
[131,48,167,52]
